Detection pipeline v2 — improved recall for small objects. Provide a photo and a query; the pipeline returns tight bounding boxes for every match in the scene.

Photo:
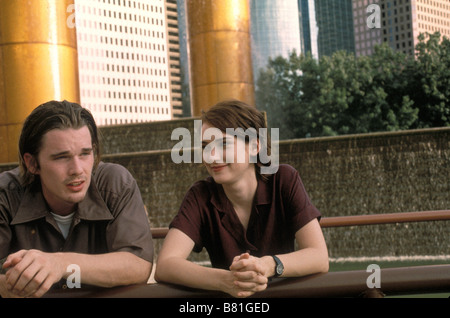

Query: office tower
[75,0,173,125]
[165,0,183,118]
[381,0,450,56]
[299,0,319,59]
[175,0,191,117]
[250,0,303,80]
[353,0,450,57]
[314,0,355,57]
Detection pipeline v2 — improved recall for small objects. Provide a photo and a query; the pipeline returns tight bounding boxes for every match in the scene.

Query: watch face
[276,264,284,275]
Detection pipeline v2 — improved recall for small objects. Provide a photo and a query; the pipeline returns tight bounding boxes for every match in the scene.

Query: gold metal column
[186,0,255,116]
[0,0,80,163]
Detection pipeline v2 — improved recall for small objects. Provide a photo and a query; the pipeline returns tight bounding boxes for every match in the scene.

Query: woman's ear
[23,153,39,175]
[249,138,260,157]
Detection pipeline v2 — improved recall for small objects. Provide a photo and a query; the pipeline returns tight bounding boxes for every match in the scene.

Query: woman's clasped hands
[228,252,270,298]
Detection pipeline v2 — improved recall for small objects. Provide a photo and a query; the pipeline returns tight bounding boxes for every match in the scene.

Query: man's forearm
[57,251,152,287]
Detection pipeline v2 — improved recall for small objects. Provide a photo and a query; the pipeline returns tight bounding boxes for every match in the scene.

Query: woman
[155,100,328,297]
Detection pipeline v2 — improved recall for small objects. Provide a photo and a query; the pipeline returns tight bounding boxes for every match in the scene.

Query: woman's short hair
[201,99,272,180]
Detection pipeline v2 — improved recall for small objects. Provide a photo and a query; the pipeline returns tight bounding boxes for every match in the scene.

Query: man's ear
[23,153,39,175]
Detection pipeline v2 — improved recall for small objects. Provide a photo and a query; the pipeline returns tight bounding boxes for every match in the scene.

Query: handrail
[45,264,450,298]
[319,210,450,227]
[150,210,450,239]
[42,210,450,298]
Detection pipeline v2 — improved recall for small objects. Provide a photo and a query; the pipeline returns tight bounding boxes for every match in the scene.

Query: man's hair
[201,99,272,180]
[18,100,100,187]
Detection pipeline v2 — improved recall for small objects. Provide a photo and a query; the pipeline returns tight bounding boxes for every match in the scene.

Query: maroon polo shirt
[170,164,321,270]
[0,162,154,264]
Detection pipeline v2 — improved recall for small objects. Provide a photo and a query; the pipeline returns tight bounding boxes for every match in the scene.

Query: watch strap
[272,255,283,277]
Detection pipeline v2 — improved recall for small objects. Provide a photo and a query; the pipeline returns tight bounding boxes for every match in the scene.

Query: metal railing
[151,210,450,238]
[44,210,450,298]
[46,264,450,298]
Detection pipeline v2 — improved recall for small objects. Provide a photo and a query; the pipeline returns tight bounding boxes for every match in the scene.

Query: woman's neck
[222,169,258,229]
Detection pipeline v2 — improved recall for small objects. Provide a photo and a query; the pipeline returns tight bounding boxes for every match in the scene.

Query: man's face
[28,126,94,215]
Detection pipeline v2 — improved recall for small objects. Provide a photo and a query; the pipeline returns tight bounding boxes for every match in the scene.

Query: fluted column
[186,0,255,116]
[0,0,79,163]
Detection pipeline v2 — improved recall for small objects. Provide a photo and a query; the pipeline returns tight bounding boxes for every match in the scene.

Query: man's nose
[69,156,84,175]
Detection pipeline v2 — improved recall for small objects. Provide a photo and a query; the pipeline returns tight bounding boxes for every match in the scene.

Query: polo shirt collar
[209,176,272,213]
[10,188,48,225]
[209,176,272,253]
[11,181,113,225]
[77,181,113,221]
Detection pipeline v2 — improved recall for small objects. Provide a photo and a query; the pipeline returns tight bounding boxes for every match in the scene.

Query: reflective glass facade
[250,0,302,79]
[314,0,355,57]
[299,0,319,59]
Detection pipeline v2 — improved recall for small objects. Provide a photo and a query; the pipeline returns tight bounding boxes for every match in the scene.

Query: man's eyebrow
[50,151,71,158]
[50,148,93,158]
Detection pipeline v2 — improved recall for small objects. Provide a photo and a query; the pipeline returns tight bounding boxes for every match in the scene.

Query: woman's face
[201,122,258,185]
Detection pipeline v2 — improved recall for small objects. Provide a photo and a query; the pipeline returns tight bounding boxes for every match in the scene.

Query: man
[0,100,154,298]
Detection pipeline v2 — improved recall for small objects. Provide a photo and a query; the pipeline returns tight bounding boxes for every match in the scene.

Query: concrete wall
[1,123,448,259]
[99,117,197,155]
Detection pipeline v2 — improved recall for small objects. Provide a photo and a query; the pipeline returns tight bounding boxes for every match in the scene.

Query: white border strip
[330,255,450,263]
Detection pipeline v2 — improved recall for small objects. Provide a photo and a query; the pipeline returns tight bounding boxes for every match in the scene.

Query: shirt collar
[11,181,113,225]
[209,175,272,213]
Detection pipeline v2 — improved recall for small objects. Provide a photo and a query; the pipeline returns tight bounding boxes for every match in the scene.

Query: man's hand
[228,253,269,297]
[2,249,66,298]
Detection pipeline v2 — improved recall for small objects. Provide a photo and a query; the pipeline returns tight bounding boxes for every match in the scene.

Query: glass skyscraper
[299,0,319,59]
[314,0,355,57]
[250,0,303,80]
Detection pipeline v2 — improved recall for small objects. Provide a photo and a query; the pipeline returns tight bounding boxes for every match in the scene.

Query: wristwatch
[272,255,284,277]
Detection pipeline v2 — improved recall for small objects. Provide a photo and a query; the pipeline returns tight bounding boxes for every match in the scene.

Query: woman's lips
[210,164,227,172]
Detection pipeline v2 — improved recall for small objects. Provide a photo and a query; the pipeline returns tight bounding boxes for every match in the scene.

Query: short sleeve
[95,163,155,262]
[279,165,321,235]
[169,182,207,253]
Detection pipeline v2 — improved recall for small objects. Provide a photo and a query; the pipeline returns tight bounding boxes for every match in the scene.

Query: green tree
[410,32,450,128]
[255,32,449,139]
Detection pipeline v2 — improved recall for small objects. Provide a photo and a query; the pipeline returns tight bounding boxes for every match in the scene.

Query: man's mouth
[66,180,85,191]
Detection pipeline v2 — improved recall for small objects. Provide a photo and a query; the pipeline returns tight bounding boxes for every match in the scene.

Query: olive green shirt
[0,162,154,268]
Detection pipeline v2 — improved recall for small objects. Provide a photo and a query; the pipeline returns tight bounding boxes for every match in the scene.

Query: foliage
[255,32,450,139]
